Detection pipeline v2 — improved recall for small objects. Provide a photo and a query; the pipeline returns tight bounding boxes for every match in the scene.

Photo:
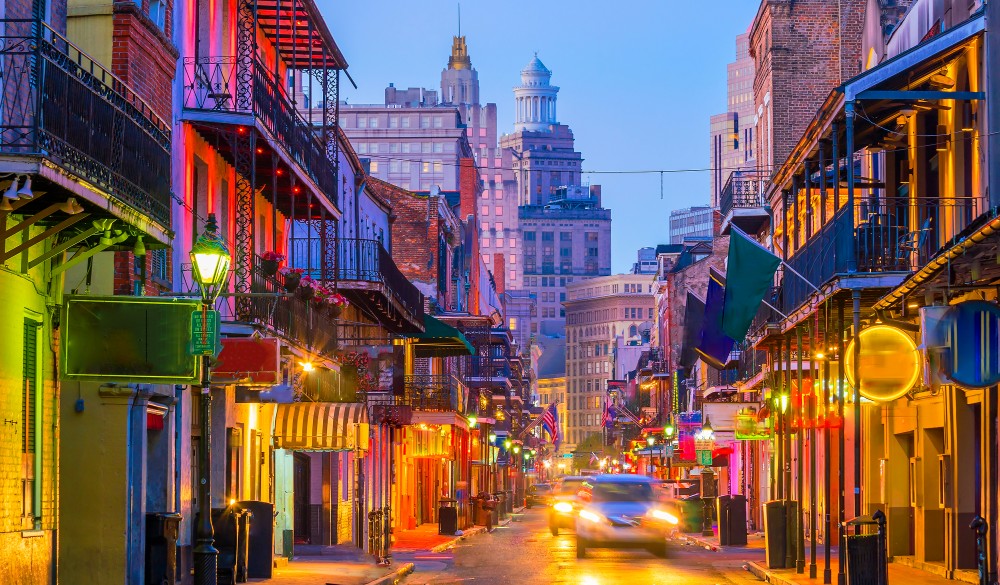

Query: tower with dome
[513,55,560,132]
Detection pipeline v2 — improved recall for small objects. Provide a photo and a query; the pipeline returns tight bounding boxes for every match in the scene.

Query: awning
[409,315,475,358]
[274,403,369,451]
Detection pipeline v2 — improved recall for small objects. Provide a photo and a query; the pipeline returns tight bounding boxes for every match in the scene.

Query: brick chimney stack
[493,253,506,295]
[459,157,479,222]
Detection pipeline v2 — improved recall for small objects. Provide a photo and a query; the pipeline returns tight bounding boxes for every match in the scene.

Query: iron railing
[401,375,468,414]
[183,56,337,198]
[0,19,171,225]
[781,196,987,314]
[720,170,768,218]
[466,356,512,380]
[245,255,338,356]
[338,238,424,322]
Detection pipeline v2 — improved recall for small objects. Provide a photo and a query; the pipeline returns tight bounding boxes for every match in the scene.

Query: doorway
[293,453,311,544]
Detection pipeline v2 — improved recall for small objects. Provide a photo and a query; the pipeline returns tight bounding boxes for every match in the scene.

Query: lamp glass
[190,214,231,302]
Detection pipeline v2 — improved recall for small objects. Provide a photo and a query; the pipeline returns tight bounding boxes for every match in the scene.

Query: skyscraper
[500,56,612,336]
[709,29,756,207]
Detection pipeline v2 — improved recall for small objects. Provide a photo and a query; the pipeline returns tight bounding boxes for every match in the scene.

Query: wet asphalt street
[395,508,766,585]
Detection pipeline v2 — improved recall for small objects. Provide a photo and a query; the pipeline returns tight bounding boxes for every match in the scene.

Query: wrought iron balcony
[182,56,337,200]
[781,195,986,315]
[401,375,468,415]
[0,19,171,226]
[244,256,338,357]
[720,170,770,235]
[466,356,512,383]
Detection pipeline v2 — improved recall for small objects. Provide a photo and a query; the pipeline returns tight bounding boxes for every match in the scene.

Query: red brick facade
[750,0,865,176]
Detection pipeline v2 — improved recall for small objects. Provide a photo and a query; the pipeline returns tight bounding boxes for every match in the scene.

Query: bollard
[971,515,988,585]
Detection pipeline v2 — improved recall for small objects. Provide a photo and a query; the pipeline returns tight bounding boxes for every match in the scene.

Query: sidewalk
[678,530,767,553]
[393,507,523,553]
[250,557,413,585]
[748,559,971,585]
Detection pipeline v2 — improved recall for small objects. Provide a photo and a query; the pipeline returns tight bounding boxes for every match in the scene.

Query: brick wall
[111,1,177,122]
[666,237,730,375]
[751,0,865,175]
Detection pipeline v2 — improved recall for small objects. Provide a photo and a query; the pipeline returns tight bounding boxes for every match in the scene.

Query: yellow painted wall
[66,1,114,71]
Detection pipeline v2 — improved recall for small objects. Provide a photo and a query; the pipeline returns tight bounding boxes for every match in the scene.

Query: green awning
[409,315,475,358]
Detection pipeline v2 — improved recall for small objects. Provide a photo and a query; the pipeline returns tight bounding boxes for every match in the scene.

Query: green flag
[722,229,781,340]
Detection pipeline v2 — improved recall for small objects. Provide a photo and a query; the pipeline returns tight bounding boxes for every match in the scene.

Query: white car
[574,474,679,558]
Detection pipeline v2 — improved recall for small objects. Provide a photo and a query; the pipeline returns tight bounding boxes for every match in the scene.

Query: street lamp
[190,213,231,585]
[646,436,656,446]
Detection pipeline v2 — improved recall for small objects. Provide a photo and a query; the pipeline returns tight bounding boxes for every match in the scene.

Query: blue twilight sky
[323,1,760,273]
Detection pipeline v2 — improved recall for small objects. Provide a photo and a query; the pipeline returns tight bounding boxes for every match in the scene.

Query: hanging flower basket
[296,276,316,300]
[280,267,304,292]
[328,304,343,318]
[261,251,285,276]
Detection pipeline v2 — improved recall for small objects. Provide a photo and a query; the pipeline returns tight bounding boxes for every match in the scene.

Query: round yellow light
[844,325,921,402]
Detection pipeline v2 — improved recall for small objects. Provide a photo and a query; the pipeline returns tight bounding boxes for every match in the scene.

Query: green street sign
[190,309,220,356]
[696,450,713,466]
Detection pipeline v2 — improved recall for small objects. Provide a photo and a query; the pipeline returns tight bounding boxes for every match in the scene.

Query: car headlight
[579,510,605,524]
[554,501,573,514]
[650,509,680,525]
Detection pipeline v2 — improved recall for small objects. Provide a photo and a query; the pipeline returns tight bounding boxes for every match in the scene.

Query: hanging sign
[939,300,1000,388]
[844,325,921,402]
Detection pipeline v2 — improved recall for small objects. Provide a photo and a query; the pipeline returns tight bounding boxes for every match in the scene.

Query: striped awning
[274,403,369,451]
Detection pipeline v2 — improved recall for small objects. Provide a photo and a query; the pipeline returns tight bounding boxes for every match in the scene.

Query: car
[547,476,591,535]
[526,483,553,508]
[574,474,680,559]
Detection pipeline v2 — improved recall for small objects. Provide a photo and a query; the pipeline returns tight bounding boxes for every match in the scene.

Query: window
[494,222,502,232]
[524,231,536,241]
[509,317,517,330]
[22,318,39,519]
[421,143,431,153]
[480,222,488,232]
[356,143,368,154]
[509,255,516,264]
[401,161,410,173]
[482,189,490,199]
[481,206,489,217]
[420,116,431,129]
[358,116,368,128]
[389,143,400,153]
[494,206,503,216]
[479,128,487,137]
[402,117,411,128]
[509,238,516,248]
[422,162,431,173]
[495,190,504,200]
[389,160,401,173]
[150,249,168,282]
[149,0,166,29]
[369,161,379,173]
[389,116,399,128]
[434,117,443,128]
[433,162,443,173]
[495,238,503,248]
[433,143,444,153]
[483,254,491,264]
[509,269,516,281]
[369,117,379,128]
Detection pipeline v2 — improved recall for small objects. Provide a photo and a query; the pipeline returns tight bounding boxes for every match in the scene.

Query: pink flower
[262,251,286,262]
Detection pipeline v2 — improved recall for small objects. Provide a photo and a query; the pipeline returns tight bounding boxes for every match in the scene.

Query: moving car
[574,474,679,558]
[526,483,553,508]
[548,476,591,535]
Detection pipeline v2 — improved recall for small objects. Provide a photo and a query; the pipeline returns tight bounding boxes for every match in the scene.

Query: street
[397,509,764,585]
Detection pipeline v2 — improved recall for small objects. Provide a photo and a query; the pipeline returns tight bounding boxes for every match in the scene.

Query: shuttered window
[22,318,37,454]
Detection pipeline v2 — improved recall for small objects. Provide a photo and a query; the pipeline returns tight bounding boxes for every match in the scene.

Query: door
[293,453,311,543]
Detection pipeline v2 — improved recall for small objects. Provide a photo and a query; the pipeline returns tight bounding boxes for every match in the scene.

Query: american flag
[541,403,560,451]
[600,400,615,428]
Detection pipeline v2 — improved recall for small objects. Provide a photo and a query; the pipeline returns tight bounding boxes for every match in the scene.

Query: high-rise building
[709,29,756,207]
[501,56,612,336]
[668,206,714,244]
[631,247,658,275]
[337,36,521,290]
[564,274,655,451]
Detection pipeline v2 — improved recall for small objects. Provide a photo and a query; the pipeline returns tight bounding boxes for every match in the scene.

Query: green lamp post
[190,214,231,585]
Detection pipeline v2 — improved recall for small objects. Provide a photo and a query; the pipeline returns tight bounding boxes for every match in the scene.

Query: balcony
[0,19,171,236]
[719,170,770,236]
[401,375,468,415]
[337,238,425,332]
[182,56,337,211]
[243,256,338,357]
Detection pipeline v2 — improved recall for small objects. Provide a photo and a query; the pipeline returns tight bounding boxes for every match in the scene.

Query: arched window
[629,325,638,338]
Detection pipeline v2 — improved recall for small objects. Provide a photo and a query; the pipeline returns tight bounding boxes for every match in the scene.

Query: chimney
[459,157,479,221]
[493,253,506,295]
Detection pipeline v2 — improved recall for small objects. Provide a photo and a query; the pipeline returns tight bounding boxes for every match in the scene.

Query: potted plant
[296,275,316,300]
[261,251,285,276]
[280,267,304,292]
[326,291,349,318]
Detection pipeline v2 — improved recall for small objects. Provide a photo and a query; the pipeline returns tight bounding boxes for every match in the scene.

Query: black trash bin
[211,508,239,585]
[843,512,888,585]
[237,501,274,579]
[234,507,251,583]
[727,494,748,546]
[717,496,732,546]
[439,498,458,535]
[764,500,787,569]
[145,512,182,585]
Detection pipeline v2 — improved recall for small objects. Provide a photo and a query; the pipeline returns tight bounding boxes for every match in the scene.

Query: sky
[323,1,760,273]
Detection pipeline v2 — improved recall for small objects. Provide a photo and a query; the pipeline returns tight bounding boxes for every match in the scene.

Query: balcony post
[837,298,847,585]
[271,154,279,252]
[845,102,857,273]
[804,161,812,240]
[819,141,827,226]
[832,122,840,211]
[796,325,805,573]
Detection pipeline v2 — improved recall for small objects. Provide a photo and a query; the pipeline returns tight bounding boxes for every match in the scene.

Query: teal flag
[722,229,781,340]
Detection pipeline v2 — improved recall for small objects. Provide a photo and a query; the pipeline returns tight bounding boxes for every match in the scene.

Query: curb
[681,533,721,552]
[362,562,415,585]
[746,561,797,585]
[429,526,486,553]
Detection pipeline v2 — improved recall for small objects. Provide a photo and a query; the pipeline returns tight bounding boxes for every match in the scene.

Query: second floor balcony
[720,170,770,236]
[401,375,468,415]
[0,19,171,240]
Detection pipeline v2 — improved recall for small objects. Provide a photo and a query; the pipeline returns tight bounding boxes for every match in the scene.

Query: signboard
[62,296,200,383]
[212,337,280,385]
[844,324,921,402]
[190,309,221,356]
[697,450,713,466]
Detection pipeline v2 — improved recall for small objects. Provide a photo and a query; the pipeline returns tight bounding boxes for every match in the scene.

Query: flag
[601,401,616,428]
[541,403,560,451]
[697,269,736,369]
[722,228,781,340]
[589,452,599,465]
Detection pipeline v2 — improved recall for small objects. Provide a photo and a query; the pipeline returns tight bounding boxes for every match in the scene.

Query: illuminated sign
[844,325,921,402]
[939,300,1000,388]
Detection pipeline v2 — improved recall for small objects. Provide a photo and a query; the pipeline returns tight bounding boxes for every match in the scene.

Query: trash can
[438,498,458,535]
[764,500,787,569]
[843,511,888,585]
[492,492,504,524]
[211,507,239,585]
[717,496,745,545]
[677,496,704,533]
[237,501,274,579]
[145,512,182,585]
[234,507,251,583]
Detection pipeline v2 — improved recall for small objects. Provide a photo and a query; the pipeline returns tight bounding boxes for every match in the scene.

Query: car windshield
[559,480,587,494]
[592,482,654,502]
[531,485,551,492]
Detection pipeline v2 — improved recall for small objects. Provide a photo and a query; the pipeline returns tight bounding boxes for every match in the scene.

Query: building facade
[564,274,655,452]
[709,30,756,207]
[668,206,714,244]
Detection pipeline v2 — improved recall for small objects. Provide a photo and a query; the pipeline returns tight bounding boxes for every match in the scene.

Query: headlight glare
[651,509,680,525]
[554,501,573,514]
[579,510,604,524]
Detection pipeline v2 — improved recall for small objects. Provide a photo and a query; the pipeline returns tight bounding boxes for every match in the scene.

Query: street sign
[190,309,220,356]
[696,450,713,466]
